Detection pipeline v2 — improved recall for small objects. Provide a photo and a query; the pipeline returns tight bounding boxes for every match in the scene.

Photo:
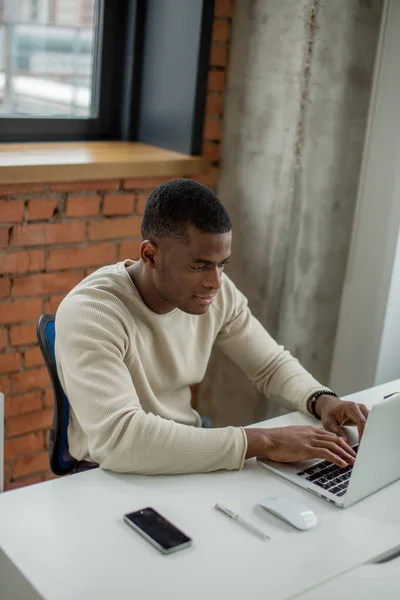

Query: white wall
[375,227,400,385]
[330,0,400,395]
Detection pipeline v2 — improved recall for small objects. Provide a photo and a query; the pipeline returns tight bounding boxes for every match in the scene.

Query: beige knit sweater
[55,260,326,475]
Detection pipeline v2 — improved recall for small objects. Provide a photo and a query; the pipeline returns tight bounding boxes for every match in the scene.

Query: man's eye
[190,262,230,271]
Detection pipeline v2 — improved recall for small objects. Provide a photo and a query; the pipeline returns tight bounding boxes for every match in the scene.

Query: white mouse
[259,496,318,531]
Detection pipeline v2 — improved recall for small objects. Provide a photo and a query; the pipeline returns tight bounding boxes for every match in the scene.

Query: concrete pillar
[277,0,383,381]
[198,0,383,426]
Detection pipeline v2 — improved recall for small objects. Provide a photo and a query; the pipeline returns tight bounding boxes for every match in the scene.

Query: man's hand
[244,426,356,467]
[315,395,369,441]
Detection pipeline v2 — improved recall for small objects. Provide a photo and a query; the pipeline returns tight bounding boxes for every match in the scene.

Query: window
[0,0,100,118]
[0,0,127,142]
[0,0,214,155]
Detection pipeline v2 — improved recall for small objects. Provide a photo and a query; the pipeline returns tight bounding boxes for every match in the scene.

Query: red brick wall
[0,0,234,491]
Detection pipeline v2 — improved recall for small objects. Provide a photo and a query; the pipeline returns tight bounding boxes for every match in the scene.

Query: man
[56,179,368,475]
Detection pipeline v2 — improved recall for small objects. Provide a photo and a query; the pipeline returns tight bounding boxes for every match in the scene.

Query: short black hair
[141,178,232,242]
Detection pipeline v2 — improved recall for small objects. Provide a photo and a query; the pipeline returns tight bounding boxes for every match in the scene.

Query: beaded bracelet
[308,390,338,420]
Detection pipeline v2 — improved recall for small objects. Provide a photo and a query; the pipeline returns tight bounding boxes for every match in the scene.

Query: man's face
[152,225,232,315]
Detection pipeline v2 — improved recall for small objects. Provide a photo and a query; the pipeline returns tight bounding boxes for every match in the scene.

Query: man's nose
[203,267,223,290]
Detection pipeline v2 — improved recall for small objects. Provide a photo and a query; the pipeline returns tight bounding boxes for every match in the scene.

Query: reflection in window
[0,0,102,118]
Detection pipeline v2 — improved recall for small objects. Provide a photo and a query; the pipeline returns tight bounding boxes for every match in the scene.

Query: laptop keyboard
[296,445,359,497]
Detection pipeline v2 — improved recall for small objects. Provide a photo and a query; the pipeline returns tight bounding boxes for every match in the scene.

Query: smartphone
[123,507,193,554]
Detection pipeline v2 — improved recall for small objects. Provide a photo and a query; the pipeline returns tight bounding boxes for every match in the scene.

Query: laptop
[257,392,400,508]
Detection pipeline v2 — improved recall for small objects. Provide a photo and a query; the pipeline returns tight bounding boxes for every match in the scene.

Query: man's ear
[140,239,158,268]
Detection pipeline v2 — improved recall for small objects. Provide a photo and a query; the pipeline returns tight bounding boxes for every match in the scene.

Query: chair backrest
[37,314,78,475]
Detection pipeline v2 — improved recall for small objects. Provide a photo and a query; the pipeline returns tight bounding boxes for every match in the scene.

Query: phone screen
[124,507,192,551]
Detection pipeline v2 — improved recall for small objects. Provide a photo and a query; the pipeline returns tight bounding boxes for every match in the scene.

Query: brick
[89,217,142,241]
[5,390,43,417]
[0,200,25,223]
[10,323,37,346]
[208,70,226,92]
[0,327,7,349]
[191,167,219,187]
[4,431,44,460]
[206,94,223,116]
[214,0,233,17]
[0,249,45,274]
[0,298,42,324]
[43,427,51,450]
[13,222,86,247]
[45,295,64,314]
[202,142,220,162]
[5,473,45,491]
[210,45,228,67]
[50,180,120,192]
[13,270,84,297]
[0,227,9,248]
[0,277,11,298]
[6,408,53,436]
[0,374,10,394]
[103,193,135,216]
[122,177,169,190]
[119,240,142,260]
[66,195,101,217]
[190,383,199,408]
[27,197,59,221]
[42,470,57,481]
[12,451,50,479]
[0,182,45,196]
[25,346,44,368]
[44,388,54,408]
[212,19,230,43]
[48,243,117,271]
[86,268,97,278]
[3,461,12,485]
[11,366,50,394]
[204,118,222,141]
[136,193,148,216]
[0,351,21,373]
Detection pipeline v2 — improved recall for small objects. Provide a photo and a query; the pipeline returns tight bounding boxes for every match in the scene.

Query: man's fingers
[311,439,355,465]
[323,400,368,441]
[346,404,367,439]
[316,433,357,458]
[358,403,369,419]
[321,416,347,440]
[308,446,347,468]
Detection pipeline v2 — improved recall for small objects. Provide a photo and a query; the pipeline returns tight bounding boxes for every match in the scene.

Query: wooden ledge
[0,141,209,184]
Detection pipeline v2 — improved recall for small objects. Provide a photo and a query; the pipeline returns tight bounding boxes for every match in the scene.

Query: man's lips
[193,295,216,305]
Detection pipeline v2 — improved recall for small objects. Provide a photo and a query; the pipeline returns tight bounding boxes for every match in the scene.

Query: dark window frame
[0,0,214,155]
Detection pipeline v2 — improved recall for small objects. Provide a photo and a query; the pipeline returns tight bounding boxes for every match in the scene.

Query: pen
[215,503,270,541]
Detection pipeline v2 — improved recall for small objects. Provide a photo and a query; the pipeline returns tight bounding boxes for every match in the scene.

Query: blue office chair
[37,314,211,476]
[37,314,98,476]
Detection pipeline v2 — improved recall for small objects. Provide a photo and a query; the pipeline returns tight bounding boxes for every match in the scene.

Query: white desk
[1,380,400,600]
[294,556,400,600]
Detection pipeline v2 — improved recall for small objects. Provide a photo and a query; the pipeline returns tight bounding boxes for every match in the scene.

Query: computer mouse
[259,496,318,531]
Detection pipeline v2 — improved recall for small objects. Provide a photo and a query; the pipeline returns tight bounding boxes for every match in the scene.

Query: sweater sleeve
[214,276,332,414]
[55,296,247,475]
